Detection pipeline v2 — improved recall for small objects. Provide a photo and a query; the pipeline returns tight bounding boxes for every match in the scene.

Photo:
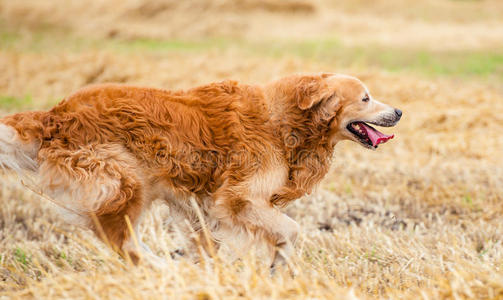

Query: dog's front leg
[210,194,300,269]
[264,211,300,271]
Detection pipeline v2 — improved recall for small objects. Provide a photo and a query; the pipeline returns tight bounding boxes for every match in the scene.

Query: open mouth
[346,121,394,148]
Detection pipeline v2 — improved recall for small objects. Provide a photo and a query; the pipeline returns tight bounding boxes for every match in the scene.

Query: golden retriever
[0,73,401,267]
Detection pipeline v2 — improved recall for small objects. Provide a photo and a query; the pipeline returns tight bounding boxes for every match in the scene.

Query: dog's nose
[395,109,402,118]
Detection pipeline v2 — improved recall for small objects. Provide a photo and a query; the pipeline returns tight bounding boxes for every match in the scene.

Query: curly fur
[0,73,400,265]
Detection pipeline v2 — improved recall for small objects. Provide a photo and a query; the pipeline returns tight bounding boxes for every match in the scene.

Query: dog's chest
[248,165,288,200]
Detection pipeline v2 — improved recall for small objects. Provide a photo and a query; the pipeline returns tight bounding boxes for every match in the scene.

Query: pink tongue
[360,123,394,147]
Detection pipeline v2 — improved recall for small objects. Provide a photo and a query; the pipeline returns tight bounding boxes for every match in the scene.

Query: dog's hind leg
[38,143,155,264]
[91,178,146,265]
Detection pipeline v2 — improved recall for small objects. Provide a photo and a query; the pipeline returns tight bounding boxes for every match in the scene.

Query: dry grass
[2,0,503,50]
[1,0,503,299]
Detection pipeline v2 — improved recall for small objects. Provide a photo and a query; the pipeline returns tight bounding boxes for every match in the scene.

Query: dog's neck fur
[263,82,336,206]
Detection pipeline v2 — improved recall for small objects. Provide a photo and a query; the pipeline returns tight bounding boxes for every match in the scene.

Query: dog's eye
[362,95,370,102]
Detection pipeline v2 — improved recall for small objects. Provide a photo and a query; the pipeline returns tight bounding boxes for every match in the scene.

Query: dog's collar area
[347,121,394,148]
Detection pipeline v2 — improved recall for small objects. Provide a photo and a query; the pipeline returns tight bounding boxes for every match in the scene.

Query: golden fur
[0,73,401,266]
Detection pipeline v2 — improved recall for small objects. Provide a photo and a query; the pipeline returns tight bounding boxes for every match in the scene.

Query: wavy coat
[0,73,391,265]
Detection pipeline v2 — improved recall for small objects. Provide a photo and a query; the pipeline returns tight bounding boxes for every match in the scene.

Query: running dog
[0,73,402,266]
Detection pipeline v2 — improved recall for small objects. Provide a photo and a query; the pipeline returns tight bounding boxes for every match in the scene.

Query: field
[1,0,503,298]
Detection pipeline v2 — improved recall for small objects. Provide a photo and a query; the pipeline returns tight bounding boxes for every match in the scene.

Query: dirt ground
[1,0,502,299]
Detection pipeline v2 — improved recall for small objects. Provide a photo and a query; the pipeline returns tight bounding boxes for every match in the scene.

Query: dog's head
[271,73,402,149]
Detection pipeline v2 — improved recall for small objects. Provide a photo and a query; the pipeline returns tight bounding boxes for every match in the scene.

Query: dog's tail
[0,111,46,174]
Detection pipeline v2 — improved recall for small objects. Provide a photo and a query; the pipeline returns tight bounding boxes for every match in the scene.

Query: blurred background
[1,0,502,104]
[1,0,502,298]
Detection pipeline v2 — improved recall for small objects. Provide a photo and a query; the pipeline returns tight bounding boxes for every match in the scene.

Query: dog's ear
[295,75,334,110]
